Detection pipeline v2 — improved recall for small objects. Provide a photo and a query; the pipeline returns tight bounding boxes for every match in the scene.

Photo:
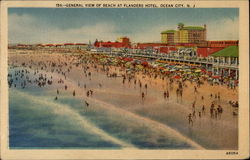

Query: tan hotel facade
[161,23,206,44]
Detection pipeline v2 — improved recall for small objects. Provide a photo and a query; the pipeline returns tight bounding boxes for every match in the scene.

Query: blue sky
[9,8,239,44]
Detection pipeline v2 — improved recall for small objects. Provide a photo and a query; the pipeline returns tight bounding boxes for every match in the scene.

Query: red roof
[197,47,224,57]
[75,43,86,45]
[96,41,130,48]
[45,44,54,46]
[123,57,133,61]
[64,43,75,45]
[136,43,168,49]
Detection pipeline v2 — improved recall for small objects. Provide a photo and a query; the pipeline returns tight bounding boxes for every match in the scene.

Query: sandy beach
[8,50,238,149]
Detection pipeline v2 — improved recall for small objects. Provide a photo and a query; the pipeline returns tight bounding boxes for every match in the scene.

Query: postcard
[0,0,249,159]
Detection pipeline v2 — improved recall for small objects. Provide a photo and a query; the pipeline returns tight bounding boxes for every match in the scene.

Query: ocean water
[9,89,196,149]
[8,65,237,149]
[9,90,121,149]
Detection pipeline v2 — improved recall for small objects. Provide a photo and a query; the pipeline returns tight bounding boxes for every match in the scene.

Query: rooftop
[211,46,239,57]
[182,26,205,30]
[161,30,176,34]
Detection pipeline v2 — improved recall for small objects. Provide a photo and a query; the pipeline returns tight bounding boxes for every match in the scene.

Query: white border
[0,1,249,159]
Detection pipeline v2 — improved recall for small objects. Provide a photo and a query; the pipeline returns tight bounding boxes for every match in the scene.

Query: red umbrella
[212,75,221,79]
[207,71,212,75]
[141,61,148,66]
[173,75,181,79]
[124,57,133,61]
[165,71,171,74]
[201,69,206,73]
[158,67,165,70]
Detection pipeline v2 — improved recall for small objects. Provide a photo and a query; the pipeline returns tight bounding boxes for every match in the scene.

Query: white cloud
[127,24,177,43]
[206,17,239,40]
[9,13,121,44]
[9,13,239,44]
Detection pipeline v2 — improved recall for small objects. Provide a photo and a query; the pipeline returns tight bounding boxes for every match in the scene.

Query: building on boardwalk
[209,46,239,80]
[94,37,131,49]
[160,30,175,44]
[161,23,206,44]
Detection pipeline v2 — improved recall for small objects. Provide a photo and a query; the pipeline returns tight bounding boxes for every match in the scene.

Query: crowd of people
[8,50,239,127]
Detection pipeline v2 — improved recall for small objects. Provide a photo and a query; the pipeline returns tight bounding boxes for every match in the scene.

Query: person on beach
[188,113,193,126]
[194,86,197,93]
[141,92,145,100]
[176,88,179,98]
[210,106,214,118]
[202,105,205,115]
[57,89,59,95]
[192,110,196,119]
[166,90,169,100]
[198,111,201,118]
[179,88,183,99]
[218,92,221,101]
[65,85,67,90]
[164,91,167,99]
[210,93,213,98]
[85,101,89,107]
[73,90,75,96]
[192,101,196,111]
[217,105,223,119]
[214,110,218,119]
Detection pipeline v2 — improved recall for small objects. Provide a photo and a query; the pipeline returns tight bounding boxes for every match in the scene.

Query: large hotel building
[161,23,206,44]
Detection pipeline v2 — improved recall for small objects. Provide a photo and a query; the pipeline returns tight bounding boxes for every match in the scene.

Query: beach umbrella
[123,57,133,62]
[164,71,171,75]
[184,69,191,72]
[207,71,212,76]
[173,75,181,79]
[183,66,190,69]
[195,69,201,73]
[125,62,132,67]
[141,61,149,67]
[170,68,176,72]
[201,70,206,73]
[136,65,144,70]
[163,68,169,72]
[157,66,165,70]
[175,66,183,69]
[212,75,221,79]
